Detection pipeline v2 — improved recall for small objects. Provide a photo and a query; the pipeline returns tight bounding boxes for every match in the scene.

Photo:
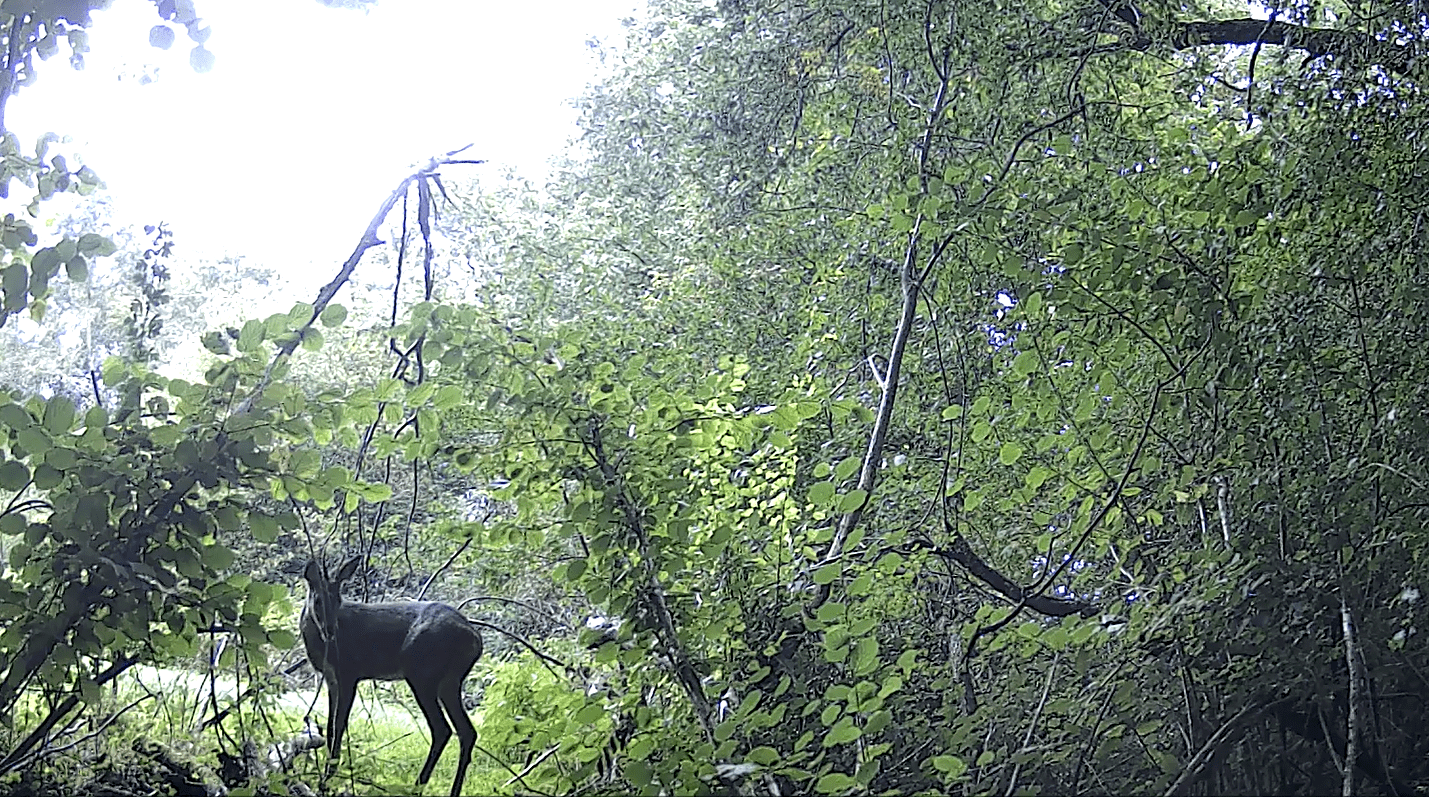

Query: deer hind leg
[409,677,452,787]
[439,676,476,797]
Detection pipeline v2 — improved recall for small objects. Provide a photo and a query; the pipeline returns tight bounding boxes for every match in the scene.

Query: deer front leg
[326,676,358,774]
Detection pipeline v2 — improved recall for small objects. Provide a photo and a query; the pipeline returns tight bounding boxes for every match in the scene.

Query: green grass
[4,664,509,796]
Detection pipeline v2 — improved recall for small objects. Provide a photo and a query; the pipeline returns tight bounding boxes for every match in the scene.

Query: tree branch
[1100,0,1418,75]
[1164,697,1288,796]
[911,535,1094,617]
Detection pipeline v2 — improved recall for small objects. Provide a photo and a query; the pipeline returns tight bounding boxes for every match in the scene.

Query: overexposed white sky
[6,0,638,269]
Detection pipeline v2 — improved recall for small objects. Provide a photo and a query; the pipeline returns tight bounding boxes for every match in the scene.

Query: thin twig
[1004,654,1059,796]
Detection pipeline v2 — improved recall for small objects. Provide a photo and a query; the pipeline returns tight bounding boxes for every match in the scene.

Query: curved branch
[1164,697,1286,797]
[917,535,1094,617]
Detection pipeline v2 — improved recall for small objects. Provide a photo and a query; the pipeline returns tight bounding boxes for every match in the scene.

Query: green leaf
[76,233,115,256]
[574,702,604,724]
[359,482,393,502]
[0,460,31,490]
[1026,465,1053,489]
[627,735,655,761]
[747,746,779,765]
[41,396,74,434]
[201,330,230,354]
[931,755,967,777]
[17,428,49,456]
[434,385,464,410]
[250,513,279,543]
[998,441,1024,465]
[1136,719,1164,735]
[813,564,841,585]
[237,319,265,352]
[30,247,59,278]
[838,489,868,511]
[2,262,27,310]
[32,464,62,489]
[1063,242,1084,265]
[808,481,836,505]
[847,571,873,596]
[853,636,880,675]
[0,404,30,431]
[878,675,903,698]
[319,303,348,327]
[149,24,175,49]
[299,327,324,351]
[815,773,857,794]
[214,505,242,531]
[83,405,106,429]
[1043,626,1068,650]
[823,718,862,747]
[65,255,87,282]
[815,602,846,623]
[1011,350,1039,377]
[1022,291,1043,315]
[150,425,182,447]
[626,760,653,787]
[189,44,215,72]
[714,719,737,741]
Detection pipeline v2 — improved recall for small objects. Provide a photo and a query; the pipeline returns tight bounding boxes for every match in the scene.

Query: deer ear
[303,559,323,584]
[335,556,363,582]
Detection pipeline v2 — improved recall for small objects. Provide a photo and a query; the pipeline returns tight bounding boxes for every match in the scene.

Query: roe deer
[301,557,483,797]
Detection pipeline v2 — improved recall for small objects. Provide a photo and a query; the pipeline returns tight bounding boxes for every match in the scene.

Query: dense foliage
[2,0,1429,794]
